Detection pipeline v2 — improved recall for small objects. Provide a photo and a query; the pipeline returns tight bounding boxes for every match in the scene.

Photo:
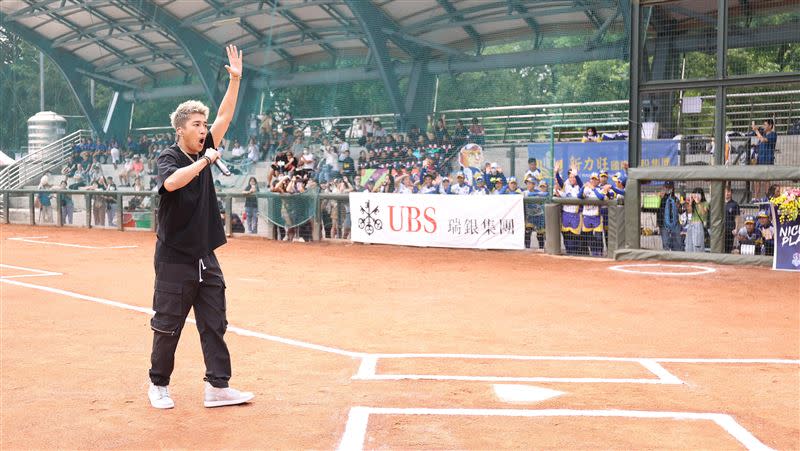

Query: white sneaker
[203,382,254,408]
[148,383,175,409]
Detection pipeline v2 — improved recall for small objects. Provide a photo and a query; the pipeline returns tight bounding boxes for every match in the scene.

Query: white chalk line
[0,277,362,358]
[0,263,62,279]
[367,353,800,365]
[609,263,717,276]
[7,236,137,249]
[337,406,775,451]
[2,267,799,370]
[352,355,685,384]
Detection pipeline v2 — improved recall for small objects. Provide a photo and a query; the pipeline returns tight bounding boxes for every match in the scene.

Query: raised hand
[224,44,243,79]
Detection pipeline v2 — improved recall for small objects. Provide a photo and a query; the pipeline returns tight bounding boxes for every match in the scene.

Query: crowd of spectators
[647,183,776,256]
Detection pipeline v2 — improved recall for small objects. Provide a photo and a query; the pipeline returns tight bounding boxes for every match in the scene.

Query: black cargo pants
[148,252,231,388]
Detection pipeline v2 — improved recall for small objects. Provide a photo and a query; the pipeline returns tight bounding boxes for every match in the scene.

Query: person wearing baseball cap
[439,176,452,195]
[472,176,489,195]
[581,170,612,256]
[522,177,547,249]
[756,210,775,256]
[734,215,760,253]
[498,176,522,194]
[451,171,472,195]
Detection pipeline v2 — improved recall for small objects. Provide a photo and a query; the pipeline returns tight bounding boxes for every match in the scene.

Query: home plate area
[339,353,793,450]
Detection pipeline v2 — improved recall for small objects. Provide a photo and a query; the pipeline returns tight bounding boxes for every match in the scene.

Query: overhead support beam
[343,0,405,117]
[51,19,147,47]
[575,0,604,29]
[664,4,717,25]
[261,0,339,60]
[181,0,344,26]
[74,68,139,90]
[381,28,473,59]
[103,91,133,140]
[124,0,225,108]
[587,6,621,49]
[2,20,105,135]
[435,0,483,55]
[403,59,436,132]
[344,0,426,57]
[507,0,542,48]
[123,42,629,101]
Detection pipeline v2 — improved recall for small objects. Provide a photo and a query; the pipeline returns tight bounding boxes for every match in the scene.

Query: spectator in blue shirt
[752,119,777,165]
[497,177,522,194]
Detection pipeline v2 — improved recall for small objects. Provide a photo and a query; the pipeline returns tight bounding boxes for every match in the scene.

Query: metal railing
[0,130,91,218]
[4,188,619,259]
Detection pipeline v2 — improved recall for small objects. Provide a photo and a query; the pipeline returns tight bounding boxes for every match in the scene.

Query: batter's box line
[0,264,62,280]
[337,406,775,451]
[7,236,137,249]
[352,355,684,385]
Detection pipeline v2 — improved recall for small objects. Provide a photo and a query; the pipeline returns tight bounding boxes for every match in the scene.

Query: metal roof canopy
[1,0,798,136]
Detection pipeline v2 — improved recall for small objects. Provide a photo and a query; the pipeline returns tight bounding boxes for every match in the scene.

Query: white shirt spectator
[419,184,438,194]
[338,140,349,153]
[323,147,340,171]
[247,144,258,162]
[231,143,245,157]
[373,126,387,138]
[451,182,472,195]
[524,168,542,181]
[110,146,121,164]
[301,151,315,170]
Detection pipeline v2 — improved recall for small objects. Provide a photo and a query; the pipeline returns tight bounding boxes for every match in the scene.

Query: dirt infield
[1,224,798,450]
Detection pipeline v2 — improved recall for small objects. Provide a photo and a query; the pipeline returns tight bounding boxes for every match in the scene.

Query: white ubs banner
[349,192,525,250]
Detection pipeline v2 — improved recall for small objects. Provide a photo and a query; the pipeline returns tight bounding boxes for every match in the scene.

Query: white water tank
[27,111,67,154]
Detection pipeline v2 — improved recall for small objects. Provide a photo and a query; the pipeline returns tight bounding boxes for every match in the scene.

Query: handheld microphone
[214,158,232,176]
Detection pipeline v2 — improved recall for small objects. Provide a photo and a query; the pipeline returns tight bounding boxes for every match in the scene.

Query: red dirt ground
[1,224,798,449]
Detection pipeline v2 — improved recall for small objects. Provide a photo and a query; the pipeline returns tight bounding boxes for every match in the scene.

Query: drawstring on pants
[198,258,206,282]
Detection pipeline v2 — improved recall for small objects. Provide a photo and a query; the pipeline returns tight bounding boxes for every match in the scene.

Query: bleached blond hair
[169,100,209,130]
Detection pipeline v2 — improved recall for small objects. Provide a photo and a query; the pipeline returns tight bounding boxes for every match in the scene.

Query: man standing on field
[147,45,253,409]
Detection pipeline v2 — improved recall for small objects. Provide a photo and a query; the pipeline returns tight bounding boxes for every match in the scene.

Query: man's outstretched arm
[210,45,243,148]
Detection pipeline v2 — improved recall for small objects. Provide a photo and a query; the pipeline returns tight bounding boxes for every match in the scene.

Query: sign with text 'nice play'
[349,192,525,250]
[773,209,800,271]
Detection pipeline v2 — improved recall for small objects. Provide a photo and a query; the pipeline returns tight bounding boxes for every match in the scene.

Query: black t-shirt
[155,132,226,263]
[724,199,740,231]
[341,156,355,175]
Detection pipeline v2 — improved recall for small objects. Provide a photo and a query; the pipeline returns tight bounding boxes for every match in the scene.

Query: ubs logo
[358,201,383,235]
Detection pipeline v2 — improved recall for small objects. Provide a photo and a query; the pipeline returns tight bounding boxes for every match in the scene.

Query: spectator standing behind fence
[36,176,53,223]
[106,178,118,227]
[524,158,542,182]
[581,127,602,143]
[724,187,741,253]
[651,181,683,251]
[469,117,485,145]
[243,177,259,234]
[554,162,583,255]
[752,119,777,165]
[684,187,709,253]
[58,180,74,224]
[523,178,547,250]
[86,177,107,227]
[580,173,610,256]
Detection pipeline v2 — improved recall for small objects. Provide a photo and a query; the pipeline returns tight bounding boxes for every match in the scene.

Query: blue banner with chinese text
[526,140,679,181]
